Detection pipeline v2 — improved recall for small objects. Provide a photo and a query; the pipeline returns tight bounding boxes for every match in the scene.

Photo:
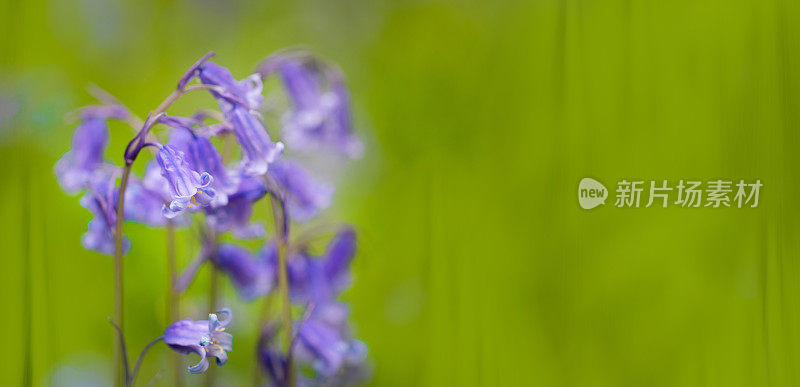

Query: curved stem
[114,163,132,387]
[151,84,222,119]
[130,336,164,387]
[108,318,130,387]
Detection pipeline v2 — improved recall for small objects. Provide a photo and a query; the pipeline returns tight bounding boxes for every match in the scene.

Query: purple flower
[197,62,263,110]
[269,160,334,222]
[79,172,129,255]
[227,105,284,176]
[164,309,233,374]
[199,63,283,176]
[206,176,268,238]
[288,228,357,304]
[123,179,168,227]
[259,312,368,384]
[274,58,362,159]
[294,319,367,378]
[323,227,357,293]
[213,244,275,301]
[155,144,216,218]
[55,106,128,194]
[164,123,238,206]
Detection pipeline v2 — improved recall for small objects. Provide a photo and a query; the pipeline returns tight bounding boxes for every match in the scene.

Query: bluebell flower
[55,105,128,194]
[199,62,283,176]
[288,228,357,304]
[155,144,216,218]
[123,179,168,227]
[270,57,362,159]
[214,244,275,301]
[322,227,357,294]
[197,62,263,110]
[164,309,233,374]
[163,121,238,206]
[206,176,268,238]
[79,171,130,255]
[269,160,334,222]
[293,318,367,378]
[259,311,368,385]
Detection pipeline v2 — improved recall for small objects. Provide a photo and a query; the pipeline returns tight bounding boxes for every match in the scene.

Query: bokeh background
[3,0,800,386]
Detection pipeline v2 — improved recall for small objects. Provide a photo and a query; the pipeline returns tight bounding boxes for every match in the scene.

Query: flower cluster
[56,50,367,385]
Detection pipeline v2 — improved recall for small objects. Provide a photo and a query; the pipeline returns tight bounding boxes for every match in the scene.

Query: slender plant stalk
[268,192,294,386]
[113,163,133,387]
[252,293,275,387]
[206,267,219,387]
[166,221,183,387]
[206,231,219,387]
[130,336,164,387]
[110,58,218,387]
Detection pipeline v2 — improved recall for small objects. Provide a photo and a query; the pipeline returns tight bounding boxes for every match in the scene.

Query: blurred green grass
[2,0,800,386]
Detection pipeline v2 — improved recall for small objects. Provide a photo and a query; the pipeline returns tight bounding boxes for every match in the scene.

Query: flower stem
[206,233,219,387]
[113,163,132,387]
[130,336,164,387]
[267,191,294,387]
[166,221,183,387]
[206,265,219,387]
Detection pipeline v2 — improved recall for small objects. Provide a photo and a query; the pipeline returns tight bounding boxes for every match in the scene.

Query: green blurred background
[2,0,800,385]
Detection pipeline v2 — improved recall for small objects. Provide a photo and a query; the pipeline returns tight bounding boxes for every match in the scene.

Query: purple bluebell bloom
[294,319,367,378]
[55,106,128,194]
[79,172,130,255]
[199,62,284,176]
[197,62,263,109]
[214,244,275,301]
[273,58,362,159]
[123,179,168,227]
[323,227,357,293]
[287,228,357,304]
[269,160,334,222]
[227,105,283,176]
[206,176,268,238]
[164,122,238,206]
[155,144,216,218]
[259,312,368,385]
[164,309,233,374]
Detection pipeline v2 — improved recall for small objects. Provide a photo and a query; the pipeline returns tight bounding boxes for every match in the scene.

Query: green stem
[129,336,164,387]
[268,192,294,387]
[252,293,274,387]
[114,163,132,387]
[166,221,183,387]
[206,234,219,387]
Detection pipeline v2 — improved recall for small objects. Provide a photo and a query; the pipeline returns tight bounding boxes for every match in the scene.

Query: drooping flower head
[164,309,233,374]
[198,62,283,176]
[155,144,216,218]
[260,54,362,159]
[79,170,129,255]
[55,105,128,194]
[161,117,238,206]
